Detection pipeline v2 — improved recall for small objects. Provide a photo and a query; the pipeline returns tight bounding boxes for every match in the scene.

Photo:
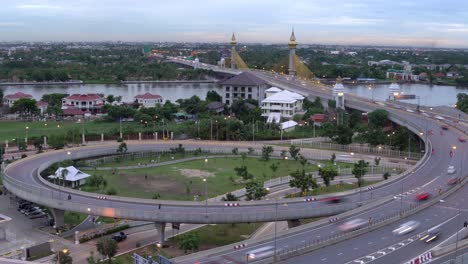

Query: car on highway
[441,125,449,130]
[392,220,420,235]
[111,232,127,242]
[435,115,445,120]
[337,218,367,231]
[459,137,466,143]
[416,193,430,201]
[246,246,274,261]
[420,227,441,243]
[447,176,459,185]
[447,166,456,174]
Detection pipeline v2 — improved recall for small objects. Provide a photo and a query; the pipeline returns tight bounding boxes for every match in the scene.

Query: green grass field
[0,120,143,142]
[81,157,318,200]
[114,223,259,262]
[96,152,220,168]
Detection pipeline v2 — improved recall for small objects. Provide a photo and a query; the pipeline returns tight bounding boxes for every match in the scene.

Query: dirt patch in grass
[178,169,214,178]
[125,174,182,194]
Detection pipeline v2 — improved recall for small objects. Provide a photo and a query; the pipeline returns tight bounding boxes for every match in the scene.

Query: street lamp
[203,178,208,217]
[204,158,208,169]
[25,126,29,144]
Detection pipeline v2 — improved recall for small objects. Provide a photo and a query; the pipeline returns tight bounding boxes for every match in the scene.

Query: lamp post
[210,119,213,141]
[203,178,208,217]
[25,126,29,144]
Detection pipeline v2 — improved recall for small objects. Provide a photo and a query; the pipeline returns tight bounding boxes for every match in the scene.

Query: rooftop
[135,93,162,99]
[64,94,103,101]
[262,90,304,104]
[4,92,33,99]
[219,72,267,86]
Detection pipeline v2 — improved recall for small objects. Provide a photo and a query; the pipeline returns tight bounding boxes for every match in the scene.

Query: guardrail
[287,140,423,160]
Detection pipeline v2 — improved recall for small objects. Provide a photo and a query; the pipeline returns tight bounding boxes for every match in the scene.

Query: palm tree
[61,168,69,187]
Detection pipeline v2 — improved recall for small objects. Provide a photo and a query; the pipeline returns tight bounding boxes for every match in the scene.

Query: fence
[439,252,468,264]
[288,140,423,160]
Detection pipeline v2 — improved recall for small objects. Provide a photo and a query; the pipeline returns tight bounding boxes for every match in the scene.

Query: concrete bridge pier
[50,208,64,227]
[155,222,166,245]
[287,219,301,229]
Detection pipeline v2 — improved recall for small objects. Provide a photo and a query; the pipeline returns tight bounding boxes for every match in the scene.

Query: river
[0,82,221,103]
[0,82,467,107]
[345,83,468,106]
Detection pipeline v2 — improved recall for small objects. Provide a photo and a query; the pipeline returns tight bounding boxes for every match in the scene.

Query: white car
[338,218,367,231]
[392,220,420,235]
[447,166,456,174]
[435,115,445,120]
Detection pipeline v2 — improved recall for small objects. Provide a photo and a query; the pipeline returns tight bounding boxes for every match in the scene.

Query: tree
[383,172,391,180]
[178,233,200,253]
[96,237,118,264]
[17,141,27,151]
[10,98,38,117]
[232,147,239,155]
[152,193,161,199]
[106,95,115,104]
[48,134,65,149]
[368,109,389,128]
[116,142,127,153]
[221,192,239,201]
[206,91,222,102]
[318,166,338,187]
[289,169,317,195]
[270,162,278,177]
[298,154,308,168]
[280,150,287,159]
[330,153,336,164]
[289,145,301,160]
[234,165,252,180]
[374,157,381,166]
[352,160,369,187]
[245,180,268,200]
[247,147,254,155]
[53,250,73,264]
[61,168,69,187]
[261,146,274,161]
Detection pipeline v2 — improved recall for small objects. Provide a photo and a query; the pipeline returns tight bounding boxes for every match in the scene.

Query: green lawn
[0,120,143,143]
[81,157,318,200]
[64,211,87,228]
[97,152,217,168]
[114,223,259,262]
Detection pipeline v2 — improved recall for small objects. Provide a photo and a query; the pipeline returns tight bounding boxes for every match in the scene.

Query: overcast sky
[1,0,468,48]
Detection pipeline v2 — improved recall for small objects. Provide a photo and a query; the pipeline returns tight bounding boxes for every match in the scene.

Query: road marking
[321,258,327,261]
[338,253,343,256]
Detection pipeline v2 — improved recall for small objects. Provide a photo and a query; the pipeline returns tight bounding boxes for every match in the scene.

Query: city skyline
[1,0,468,48]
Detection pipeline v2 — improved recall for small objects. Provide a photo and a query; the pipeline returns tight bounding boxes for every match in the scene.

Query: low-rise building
[219,72,269,106]
[62,94,105,113]
[206,101,225,114]
[3,92,33,107]
[261,89,305,120]
[134,93,163,108]
[48,166,90,188]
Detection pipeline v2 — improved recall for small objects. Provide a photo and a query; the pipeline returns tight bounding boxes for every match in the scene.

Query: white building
[261,89,304,120]
[219,72,269,106]
[135,93,163,108]
[48,166,91,188]
[62,94,105,113]
[3,92,33,107]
